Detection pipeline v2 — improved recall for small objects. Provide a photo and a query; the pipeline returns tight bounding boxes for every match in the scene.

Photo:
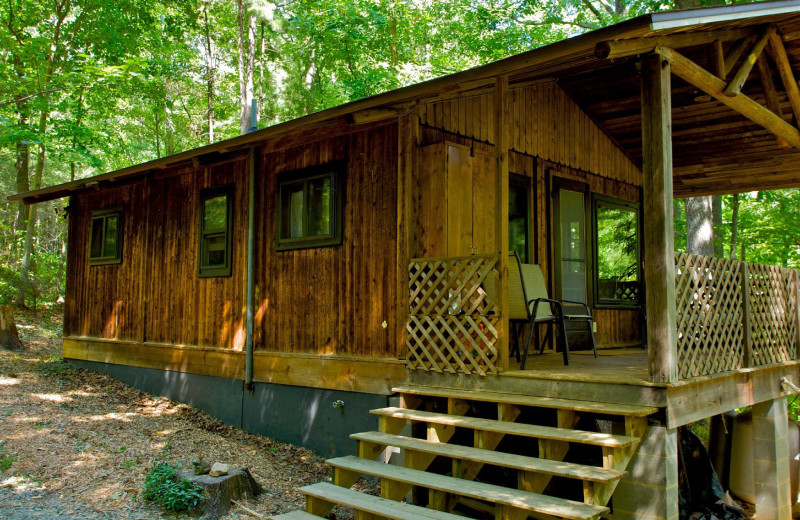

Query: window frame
[552,178,590,303]
[509,172,531,263]
[198,184,234,278]
[591,194,642,309]
[275,161,344,251]
[88,208,124,266]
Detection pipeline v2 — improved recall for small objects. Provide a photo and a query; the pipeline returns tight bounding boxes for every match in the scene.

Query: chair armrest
[559,299,593,316]
[527,297,564,317]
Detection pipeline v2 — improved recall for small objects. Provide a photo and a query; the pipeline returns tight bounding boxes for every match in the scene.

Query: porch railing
[675,253,800,379]
[406,254,500,376]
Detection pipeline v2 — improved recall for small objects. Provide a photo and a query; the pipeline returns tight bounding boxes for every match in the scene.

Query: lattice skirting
[406,315,499,376]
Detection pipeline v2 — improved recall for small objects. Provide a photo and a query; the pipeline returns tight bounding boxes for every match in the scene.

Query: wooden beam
[494,76,510,372]
[655,46,800,149]
[397,111,418,363]
[711,39,726,79]
[724,36,755,78]
[641,54,678,384]
[723,27,775,97]
[595,27,757,59]
[756,53,790,148]
[768,30,800,127]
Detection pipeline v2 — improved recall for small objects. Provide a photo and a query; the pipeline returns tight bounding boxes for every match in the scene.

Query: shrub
[143,462,204,512]
[0,441,14,471]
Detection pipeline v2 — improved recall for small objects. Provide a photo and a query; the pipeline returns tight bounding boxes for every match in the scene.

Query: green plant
[0,441,14,471]
[143,462,204,512]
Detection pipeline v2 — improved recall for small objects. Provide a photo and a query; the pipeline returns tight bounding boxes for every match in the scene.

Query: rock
[183,467,262,519]
[209,462,229,477]
[193,456,211,475]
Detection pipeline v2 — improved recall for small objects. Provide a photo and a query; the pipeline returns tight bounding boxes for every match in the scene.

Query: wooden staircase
[271,386,658,520]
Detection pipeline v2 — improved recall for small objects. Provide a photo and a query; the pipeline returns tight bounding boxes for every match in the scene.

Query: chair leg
[538,324,551,355]
[513,323,524,362]
[559,319,570,366]
[588,319,598,359]
[521,320,536,370]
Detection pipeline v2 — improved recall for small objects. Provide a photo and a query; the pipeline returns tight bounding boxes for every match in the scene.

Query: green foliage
[143,462,204,512]
[0,441,14,471]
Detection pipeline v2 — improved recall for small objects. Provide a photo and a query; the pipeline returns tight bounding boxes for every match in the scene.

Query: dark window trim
[591,194,642,309]
[552,177,590,303]
[198,184,234,278]
[509,172,531,263]
[275,161,344,251]
[88,207,123,266]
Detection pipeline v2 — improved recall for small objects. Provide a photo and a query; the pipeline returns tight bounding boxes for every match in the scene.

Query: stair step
[372,407,639,448]
[327,456,609,520]
[394,386,658,417]
[299,482,464,520]
[351,431,626,483]
[269,511,322,520]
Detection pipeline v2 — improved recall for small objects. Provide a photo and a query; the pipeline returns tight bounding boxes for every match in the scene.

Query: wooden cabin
[12,2,800,518]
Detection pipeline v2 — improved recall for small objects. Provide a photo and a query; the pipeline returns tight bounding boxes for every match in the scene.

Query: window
[198,185,233,277]
[554,184,588,303]
[509,174,530,263]
[89,208,123,265]
[593,195,640,307]
[276,162,343,250]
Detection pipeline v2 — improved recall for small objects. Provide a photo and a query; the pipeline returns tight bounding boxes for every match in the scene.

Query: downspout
[245,146,256,391]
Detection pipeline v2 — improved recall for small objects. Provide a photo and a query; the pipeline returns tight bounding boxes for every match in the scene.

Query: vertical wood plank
[641,53,678,383]
[495,76,510,372]
[742,262,753,367]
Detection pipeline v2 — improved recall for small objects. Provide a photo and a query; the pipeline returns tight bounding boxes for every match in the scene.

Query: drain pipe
[245,146,256,392]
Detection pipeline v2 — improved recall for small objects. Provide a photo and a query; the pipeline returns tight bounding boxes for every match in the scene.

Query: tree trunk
[203,5,215,145]
[712,195,724,258]
[17,106,49,308]
[70,87,84,182]
[0,306,24,351]
[730,193,740,260]
[685,196,714,256]
[237,0,256,134]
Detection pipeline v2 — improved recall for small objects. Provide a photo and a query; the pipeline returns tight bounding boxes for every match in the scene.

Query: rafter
[756,53,789,148]
[767,30,800,127]
[655,45,800,149]
[724,37,755,77]
[724,27,775,97]
[595,27,757,59]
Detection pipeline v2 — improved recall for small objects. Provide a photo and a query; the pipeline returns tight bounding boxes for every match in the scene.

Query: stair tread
[299,482,464,520]
[351,431,626,482]
[372,407,639,448]
[269,511,322,520]
[327,456,609,520]
[394,386,658,417]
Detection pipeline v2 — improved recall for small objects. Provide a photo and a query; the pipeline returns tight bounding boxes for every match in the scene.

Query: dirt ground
[0,307,358,519]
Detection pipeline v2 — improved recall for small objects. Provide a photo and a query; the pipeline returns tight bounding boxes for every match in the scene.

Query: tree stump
[0,306,24,351]
[182,467,262,519]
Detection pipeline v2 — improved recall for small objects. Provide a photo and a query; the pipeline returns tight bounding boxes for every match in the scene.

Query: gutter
[650,0,800,29]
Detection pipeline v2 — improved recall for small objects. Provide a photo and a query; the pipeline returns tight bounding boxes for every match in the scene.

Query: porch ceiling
[555,11,800,197]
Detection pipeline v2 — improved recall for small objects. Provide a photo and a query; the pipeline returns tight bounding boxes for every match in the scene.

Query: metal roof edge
[650,0,800,30]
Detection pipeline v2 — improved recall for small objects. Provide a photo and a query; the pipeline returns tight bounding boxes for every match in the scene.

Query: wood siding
[416,84,643,348]
[255,123,400,358]
[66,123,400,360]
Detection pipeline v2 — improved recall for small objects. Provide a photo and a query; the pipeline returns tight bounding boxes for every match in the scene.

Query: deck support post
[641,53,678,383]
[752,397,792,520]
[495,75,510,372]
[613,422,679,520]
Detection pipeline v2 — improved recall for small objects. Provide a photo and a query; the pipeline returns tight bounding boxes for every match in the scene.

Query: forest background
[1,0,798,308]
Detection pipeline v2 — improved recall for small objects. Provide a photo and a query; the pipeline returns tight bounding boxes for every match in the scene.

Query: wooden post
[641,54,678,383]
[794,270,800,359]
[742,262,753,368]
[494,76,510,372]
[752,397,792,520]
[397,111,419,361]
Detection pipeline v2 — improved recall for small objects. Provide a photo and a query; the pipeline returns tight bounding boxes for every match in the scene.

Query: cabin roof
[11,0,800,204]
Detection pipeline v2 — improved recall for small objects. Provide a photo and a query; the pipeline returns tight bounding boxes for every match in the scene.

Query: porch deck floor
[504,349,655,386]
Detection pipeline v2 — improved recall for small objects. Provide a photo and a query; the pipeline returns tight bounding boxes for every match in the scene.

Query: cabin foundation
[753,397,793,520]
[613,423,679,520]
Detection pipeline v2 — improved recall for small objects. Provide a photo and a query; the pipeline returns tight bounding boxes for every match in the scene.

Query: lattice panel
[406,315,499,376]
[406,255,500,375]
[748,264,798,366]
[675,253,744,379]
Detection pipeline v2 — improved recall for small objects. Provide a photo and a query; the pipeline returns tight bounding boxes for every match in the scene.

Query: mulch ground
[0,307,366,519]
